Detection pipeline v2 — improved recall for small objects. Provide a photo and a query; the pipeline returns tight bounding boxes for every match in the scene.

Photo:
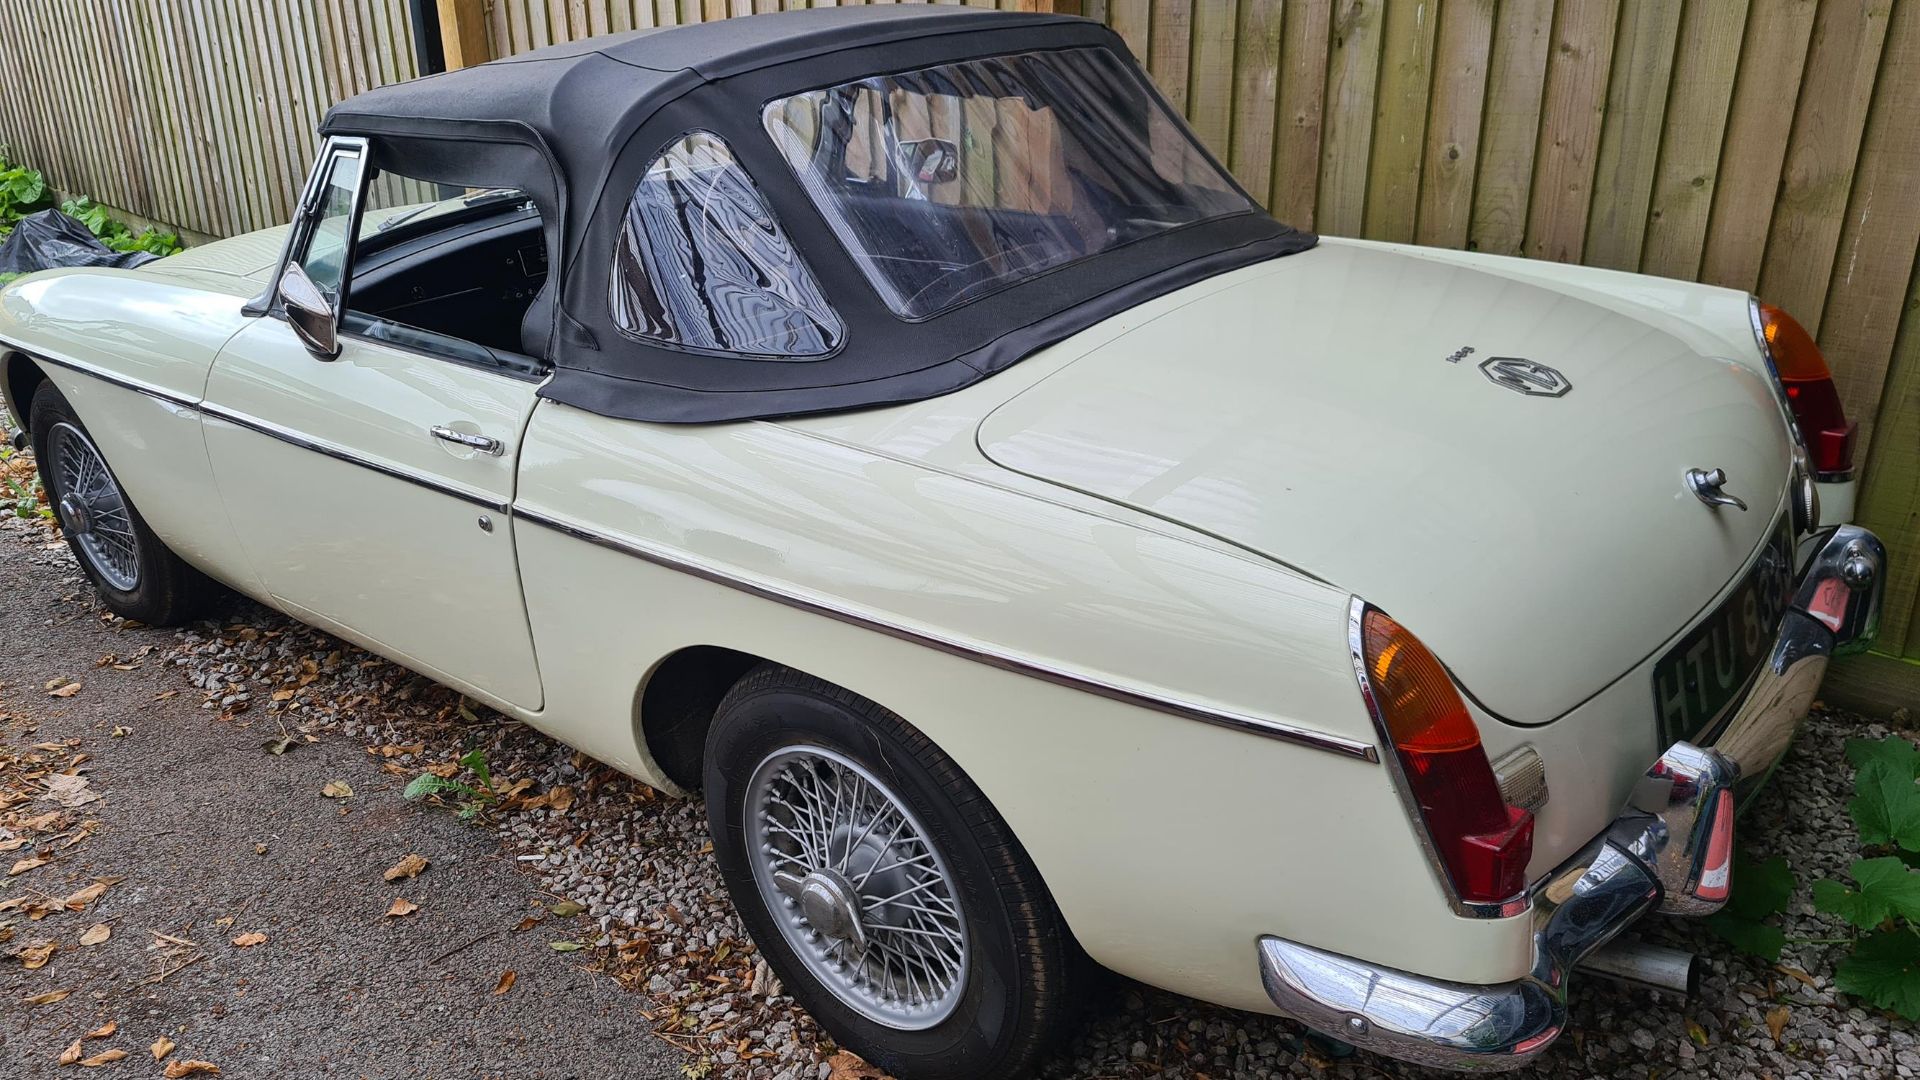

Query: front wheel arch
[2,351,47,437]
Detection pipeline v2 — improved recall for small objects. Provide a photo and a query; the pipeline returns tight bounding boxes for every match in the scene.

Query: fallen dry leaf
[79,1049,128,1066]
[512,915,540,932]
[22,987,72,1005]
[78,923,110,947]
[230,932,267,948]
[826,1050,889,1080]
[17,941,56,969]
[151,1036,175,1060]
[163,1060,221,1078]
[319,780,354,799]
[385,898,418,918]
[39,773,100,808]
[549,900,585,917]
[59,1040,84,1065]
[492,969,515,995]
[85,1021,117,1039]
[48,682,82,698]
[1776,964,1819,989]
[1685,1018,1709,1047]
[110,726,130,738]
[65,880,111,910]
[8,855,48,875]
[1766,1004,1790,1041]
[382,854,428,882]
[260,735,296,756]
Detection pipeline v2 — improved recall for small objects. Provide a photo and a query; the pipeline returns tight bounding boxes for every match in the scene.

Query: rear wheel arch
[634,644,764,791]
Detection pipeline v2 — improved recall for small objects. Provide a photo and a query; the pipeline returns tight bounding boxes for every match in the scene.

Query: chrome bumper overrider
[1259,525,1887,1071]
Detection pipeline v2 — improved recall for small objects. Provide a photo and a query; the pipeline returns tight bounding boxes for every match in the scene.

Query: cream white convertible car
[0,8,1889,1076]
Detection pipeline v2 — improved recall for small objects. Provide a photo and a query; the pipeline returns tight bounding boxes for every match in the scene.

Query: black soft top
[319,7,1314,423]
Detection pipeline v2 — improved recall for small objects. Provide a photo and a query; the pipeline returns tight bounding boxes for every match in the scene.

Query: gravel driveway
[1,504,1915,1080]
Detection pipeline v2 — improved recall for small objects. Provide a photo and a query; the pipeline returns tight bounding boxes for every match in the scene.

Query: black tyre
[705,665,1074,1080]
[30,381,218,625]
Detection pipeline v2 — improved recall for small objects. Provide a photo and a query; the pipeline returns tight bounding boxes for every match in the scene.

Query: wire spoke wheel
[48,421,140,591]
[746,745,968,1030]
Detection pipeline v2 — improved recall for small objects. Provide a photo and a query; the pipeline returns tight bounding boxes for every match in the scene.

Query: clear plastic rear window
[763,47,1251,320]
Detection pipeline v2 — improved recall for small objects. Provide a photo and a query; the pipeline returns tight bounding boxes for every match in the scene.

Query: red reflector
[1695,790,1734,903]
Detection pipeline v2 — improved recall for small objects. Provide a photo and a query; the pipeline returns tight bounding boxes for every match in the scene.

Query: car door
[201,137,544,712]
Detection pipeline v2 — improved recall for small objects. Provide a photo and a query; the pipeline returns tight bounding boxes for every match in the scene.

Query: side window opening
[610,131,842,359]
[340,167,550,377]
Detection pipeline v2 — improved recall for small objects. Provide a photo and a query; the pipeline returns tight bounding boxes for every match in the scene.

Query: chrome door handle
[431,425,504,456]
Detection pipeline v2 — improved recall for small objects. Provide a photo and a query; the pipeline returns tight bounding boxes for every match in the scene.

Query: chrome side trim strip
[200,403,511,514]
[15,347,201,410]
[515,507,1379,763]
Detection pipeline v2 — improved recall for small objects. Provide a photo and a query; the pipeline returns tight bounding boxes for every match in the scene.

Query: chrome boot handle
[1685,467,1747,511]
[431,425,504,457]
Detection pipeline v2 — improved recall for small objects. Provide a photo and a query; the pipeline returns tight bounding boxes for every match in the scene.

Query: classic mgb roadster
[0,7,1889,1075]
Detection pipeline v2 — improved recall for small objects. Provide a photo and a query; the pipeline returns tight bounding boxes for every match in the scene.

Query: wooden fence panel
[5,0,1920,679]
[0,0,417,239]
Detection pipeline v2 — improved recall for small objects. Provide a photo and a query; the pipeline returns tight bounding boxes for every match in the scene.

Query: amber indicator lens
[1362,609,1532,905]
[1757,302,1853,476]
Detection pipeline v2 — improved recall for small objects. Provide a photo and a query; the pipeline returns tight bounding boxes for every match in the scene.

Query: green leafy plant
[59,196,184,258]
[0,444,50,520]
[0,158,49,220]
[1807,736,1920,1019]
[1706,851,1798,961]
[403,747,498,819]
[1705,737,1920,1019]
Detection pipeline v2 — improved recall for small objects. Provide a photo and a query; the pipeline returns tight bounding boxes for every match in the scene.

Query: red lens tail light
[1358,607,1533,906]
[1756,302,1855,477]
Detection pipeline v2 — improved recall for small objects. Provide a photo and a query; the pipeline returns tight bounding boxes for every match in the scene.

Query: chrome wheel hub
[47,422,139,592]
[745,745,968,1030]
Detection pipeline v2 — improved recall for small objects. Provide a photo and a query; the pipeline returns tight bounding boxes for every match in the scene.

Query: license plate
[1653,521,1797,744]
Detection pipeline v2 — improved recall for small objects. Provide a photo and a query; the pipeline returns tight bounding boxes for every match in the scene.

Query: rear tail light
[1753,301,1854,478]
[1356,605,1533,908]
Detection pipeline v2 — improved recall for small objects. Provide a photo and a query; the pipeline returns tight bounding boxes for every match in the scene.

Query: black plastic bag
[0,210,160,273]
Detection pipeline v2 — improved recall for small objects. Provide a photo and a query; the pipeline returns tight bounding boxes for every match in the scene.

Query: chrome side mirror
[278,262,340,359]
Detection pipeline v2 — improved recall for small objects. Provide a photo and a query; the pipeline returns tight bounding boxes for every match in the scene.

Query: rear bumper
[1258,524,1886,1071]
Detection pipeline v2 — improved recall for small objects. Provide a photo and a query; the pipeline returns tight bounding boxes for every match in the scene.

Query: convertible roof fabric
[319,7,1315,422]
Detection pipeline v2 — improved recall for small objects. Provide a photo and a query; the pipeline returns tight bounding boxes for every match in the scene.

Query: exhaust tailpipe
[1576,938,1700,997]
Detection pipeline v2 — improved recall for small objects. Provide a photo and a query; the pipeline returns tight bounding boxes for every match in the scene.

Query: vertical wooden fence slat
[1811,0,1920,462]
[1638,0,1749,281]
[1580,0,1682,271]
[1315,0,1383,237]
[1699,0,1818,292]
[1523,0,1620,264]
[1466,0,1551,255]
[1145,0,1191,117]
[1107,0,1148,60]
[1226,0,1282,203]
[1185,0,1237,159]
[1414,0,1492,250]
[1360,0,1438,243]
[1755,0,1894,335]
[1853,257,1920,657]
[1268,0,1329,228]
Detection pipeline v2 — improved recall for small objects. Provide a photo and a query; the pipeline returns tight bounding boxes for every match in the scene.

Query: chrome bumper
[1259,525,1886,1072]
